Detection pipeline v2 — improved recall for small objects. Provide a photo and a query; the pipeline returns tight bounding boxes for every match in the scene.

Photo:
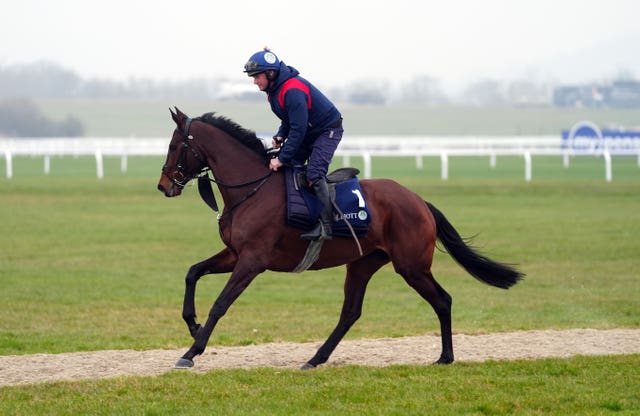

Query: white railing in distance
[1,136,638,181]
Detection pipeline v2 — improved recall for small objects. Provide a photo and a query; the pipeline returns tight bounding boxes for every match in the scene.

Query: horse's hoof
[300,362,316,370]
[174,358,194,369]
[433,357,454,365]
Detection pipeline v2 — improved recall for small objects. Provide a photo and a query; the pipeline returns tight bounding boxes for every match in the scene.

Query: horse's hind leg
[182,248,236,339]
[303,250,390,369]
[398,267,454,364]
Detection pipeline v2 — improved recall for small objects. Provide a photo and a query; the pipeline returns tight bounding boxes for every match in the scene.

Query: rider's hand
[272,136,285,149]
[269,157,283,171]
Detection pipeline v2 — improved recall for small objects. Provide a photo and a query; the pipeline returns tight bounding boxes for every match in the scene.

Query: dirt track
[1,328,638,386]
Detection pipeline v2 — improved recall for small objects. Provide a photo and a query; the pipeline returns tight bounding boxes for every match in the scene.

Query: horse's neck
[209,144,266,181]
[201,131,269,203]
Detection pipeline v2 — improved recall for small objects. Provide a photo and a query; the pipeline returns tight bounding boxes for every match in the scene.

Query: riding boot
[301,179,333,241]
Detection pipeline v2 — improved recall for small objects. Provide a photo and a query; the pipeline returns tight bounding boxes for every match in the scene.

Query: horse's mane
[197,112,266,156]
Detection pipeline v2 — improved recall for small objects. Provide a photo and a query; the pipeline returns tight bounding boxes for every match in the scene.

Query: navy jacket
[267,63,342,164]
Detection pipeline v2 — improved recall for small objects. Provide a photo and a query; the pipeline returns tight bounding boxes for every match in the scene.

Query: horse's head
[157,107,208,197]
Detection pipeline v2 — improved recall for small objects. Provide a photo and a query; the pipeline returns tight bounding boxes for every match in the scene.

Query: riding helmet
[244,48,280,76]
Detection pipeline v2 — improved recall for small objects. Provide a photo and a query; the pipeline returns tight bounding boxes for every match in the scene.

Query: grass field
[1,155,639,414]
[1,356,638,415]
[1,157,638,349]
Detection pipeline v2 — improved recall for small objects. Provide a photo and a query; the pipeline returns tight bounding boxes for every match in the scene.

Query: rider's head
[243,48,280,82]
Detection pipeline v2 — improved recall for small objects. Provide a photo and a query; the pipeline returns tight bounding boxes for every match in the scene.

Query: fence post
[5,150,12,179]
[95,151,104,179]
[416,154,423,170]
[524,152,532,182]
[121,155,128,173]
[44,155,51,175]
[603,150,612,182]
[440,152,448,180]
[489,153,496,168]
[362,152,371,179]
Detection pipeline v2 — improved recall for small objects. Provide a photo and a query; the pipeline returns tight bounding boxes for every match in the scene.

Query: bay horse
[157,107,524,369]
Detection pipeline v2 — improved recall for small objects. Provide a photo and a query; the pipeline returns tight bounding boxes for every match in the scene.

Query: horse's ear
[170,107,178,125]
[170,106,187,127]
[175,107,187,118]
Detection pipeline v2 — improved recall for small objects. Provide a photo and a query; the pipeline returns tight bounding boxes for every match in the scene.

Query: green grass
[1,156,638,355]
[1,156,638,414]
[1,355,638,415]
[354,154,640,181]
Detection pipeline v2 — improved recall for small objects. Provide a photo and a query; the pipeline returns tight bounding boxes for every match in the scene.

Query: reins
[201,169,273,189]
[197,170,273,218]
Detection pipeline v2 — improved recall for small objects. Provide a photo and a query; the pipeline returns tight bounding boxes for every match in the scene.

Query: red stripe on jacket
[278,78,312,109]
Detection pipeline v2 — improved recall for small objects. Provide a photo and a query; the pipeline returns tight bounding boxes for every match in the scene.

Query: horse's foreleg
[303,251,389,369]
[182,248,237,339]
[176,262,263,369]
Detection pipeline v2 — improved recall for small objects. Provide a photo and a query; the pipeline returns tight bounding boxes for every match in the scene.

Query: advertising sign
[562,121,640,153]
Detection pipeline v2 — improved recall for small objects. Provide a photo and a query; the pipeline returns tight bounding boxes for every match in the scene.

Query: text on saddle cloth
[285,167,371,237]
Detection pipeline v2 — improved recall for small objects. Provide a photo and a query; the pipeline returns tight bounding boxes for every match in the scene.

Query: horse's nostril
[157,184,165,193]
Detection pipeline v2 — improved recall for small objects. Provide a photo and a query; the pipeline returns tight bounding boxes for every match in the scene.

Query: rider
[244,48,343,241]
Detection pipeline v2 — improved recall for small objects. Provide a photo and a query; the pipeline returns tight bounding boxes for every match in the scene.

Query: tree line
[0,98,83,137]
[1,60,559,104]
[0,60,619,136]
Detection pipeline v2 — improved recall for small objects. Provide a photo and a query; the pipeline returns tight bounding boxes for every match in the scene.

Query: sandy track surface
[1,328,638,386]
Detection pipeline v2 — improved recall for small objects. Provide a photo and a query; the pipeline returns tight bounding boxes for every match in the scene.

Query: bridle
[162,117,273,217]
[162,118,208,188]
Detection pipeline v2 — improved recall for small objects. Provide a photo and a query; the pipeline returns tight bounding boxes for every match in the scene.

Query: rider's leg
[301,178,333,240]
[301,125,343,241]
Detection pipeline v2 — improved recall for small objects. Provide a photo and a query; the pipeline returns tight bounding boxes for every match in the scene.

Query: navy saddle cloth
[284,167,371,238]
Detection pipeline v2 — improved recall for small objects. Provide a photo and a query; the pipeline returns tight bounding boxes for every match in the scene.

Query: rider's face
[251,72,269,91]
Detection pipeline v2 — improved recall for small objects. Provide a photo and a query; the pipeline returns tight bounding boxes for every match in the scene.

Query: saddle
[285,167,371,238]
[292,167,360,189]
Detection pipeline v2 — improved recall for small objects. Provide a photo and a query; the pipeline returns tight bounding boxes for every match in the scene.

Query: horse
[157,107,524,369]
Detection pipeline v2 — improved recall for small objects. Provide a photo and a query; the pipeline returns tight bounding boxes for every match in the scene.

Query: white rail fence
[1,136,639,181]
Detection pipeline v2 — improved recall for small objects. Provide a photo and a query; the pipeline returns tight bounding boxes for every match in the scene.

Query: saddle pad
[285,168,371,237]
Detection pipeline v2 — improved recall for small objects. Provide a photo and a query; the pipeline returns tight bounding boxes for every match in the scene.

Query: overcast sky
[1,0,639,93]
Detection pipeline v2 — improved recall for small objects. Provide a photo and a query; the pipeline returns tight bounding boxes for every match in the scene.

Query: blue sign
[562,121,640,152]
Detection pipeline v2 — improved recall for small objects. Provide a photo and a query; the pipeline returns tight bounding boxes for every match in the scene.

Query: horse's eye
[169,145,178,151]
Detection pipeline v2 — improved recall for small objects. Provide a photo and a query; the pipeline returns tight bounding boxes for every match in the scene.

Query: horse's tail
[426,201,524,289]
